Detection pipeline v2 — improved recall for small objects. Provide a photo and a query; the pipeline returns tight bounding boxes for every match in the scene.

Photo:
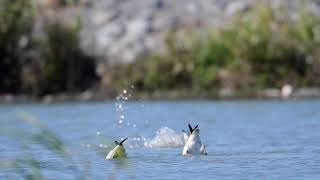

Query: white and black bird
[182,124,207,156]
[106,138,128,159]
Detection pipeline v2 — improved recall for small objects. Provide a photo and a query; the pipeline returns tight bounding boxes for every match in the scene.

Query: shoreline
[1,87,320,104]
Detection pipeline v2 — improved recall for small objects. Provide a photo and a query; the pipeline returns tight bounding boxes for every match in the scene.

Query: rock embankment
[35,0,320,64]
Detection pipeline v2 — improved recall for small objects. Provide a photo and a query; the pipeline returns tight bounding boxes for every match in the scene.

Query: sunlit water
[1,100,320,179]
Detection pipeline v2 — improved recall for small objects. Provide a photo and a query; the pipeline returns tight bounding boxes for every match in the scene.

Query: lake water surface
[1,100,320,179]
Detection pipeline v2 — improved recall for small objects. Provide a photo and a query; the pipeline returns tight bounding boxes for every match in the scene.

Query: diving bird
[106,138,128,159]
[182,124,198,144]
[182,124,207,156]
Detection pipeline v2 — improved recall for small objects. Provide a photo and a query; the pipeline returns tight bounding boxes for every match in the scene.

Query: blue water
[1,100,320,179]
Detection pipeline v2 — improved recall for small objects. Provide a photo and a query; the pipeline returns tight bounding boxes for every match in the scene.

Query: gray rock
[293,88,320,98]
[219,87,235,98]
[153,0,165,9]
[225,1,251,16]
[34,0,320,64]
[263,88,280,98]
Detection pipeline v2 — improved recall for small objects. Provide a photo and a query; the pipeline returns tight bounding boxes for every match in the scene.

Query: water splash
[96,86,139,150]
[124,136,147,149]
[98,87,185,150]
[95,128,185,149]
[115,86,136,128]
[144,127,184,148]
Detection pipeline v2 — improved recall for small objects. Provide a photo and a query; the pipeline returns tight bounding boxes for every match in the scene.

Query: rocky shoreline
[1,87,320,104]
[36,0,320,64]
[2,0,320,100]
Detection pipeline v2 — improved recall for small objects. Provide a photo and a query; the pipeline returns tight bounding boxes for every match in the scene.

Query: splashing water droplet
[144,127,184,148]
[114,86,140,129]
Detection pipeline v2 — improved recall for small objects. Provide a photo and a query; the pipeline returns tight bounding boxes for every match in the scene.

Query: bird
[182,124,207,156]
[106,138,128,159]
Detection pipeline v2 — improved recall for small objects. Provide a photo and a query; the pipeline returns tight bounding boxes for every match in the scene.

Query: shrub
[38,21,98,95]
[0,0,34,93]
[230,5,317,87]
[119,3,320,92]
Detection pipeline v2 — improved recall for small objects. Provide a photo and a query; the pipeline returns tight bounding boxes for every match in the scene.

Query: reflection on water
[1,100,320,179]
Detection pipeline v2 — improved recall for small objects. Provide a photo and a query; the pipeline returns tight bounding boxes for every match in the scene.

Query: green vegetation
[0,0,34,93]
[0,0,97,96]
[117,4,320,94]
[0,111,114,179]
[0,1,319,98]
[38,21,98,95]
[0,111,70,179]
[21,20,98,96]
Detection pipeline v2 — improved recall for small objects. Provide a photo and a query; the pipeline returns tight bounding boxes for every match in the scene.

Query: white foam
[144,127,184,148]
